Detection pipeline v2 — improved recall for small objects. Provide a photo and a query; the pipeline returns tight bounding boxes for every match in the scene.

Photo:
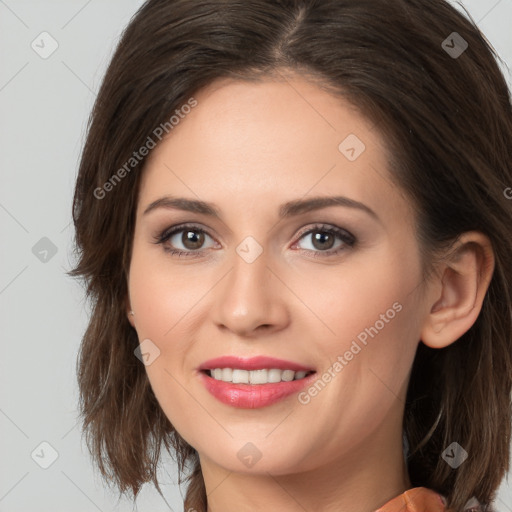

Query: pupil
[312,232,334,250]
[183,230,204,249]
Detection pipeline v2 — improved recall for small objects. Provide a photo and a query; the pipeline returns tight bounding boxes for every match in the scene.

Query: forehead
[137,75,413,227]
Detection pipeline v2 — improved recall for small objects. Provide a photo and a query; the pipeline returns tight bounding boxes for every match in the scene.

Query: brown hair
[69,1,512,511]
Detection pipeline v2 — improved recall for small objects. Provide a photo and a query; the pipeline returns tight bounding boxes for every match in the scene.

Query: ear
[420,231,495,349]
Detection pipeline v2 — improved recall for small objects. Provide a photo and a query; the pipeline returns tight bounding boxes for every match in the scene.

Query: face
[127,74,430,477]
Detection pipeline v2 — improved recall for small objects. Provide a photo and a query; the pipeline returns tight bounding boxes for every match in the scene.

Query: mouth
[197,356,318,408]
[198,368,317,408]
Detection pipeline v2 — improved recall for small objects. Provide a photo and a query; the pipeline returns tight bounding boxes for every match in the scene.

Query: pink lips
[198,355,314,372]
[197,355,316,409]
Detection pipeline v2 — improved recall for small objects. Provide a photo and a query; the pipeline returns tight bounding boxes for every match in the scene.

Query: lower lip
[198,371,317,409]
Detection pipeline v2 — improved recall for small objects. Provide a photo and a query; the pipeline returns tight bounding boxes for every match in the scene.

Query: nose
[211,246,290,337]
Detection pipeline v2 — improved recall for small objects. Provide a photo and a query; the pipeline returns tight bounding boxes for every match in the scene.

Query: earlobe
[420,232,494,349]
[125,297,135,327]
[127,309,135,327]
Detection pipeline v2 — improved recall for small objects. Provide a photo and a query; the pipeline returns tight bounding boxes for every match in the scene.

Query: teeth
[207,368,311,384]
[232,369,249,384]
[249,369,269,384]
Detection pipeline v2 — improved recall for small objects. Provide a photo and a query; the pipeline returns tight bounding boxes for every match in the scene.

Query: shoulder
[374,487,488,512]
[375,487,447,512]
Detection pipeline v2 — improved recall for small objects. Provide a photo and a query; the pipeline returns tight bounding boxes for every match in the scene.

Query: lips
[198,355,315,372]
[197,355,317,408]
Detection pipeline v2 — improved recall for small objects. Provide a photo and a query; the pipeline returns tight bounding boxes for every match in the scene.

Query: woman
[70,1,512,511]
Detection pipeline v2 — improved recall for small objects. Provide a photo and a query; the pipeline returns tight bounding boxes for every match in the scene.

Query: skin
[126,72,494,512]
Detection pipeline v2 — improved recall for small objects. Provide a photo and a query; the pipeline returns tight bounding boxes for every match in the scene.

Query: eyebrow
[143,195,379,221]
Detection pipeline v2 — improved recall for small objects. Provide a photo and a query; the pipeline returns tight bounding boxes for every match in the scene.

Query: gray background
[0,1,511,510]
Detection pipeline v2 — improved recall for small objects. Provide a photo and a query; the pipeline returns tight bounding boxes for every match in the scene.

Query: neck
[201,426,411,512]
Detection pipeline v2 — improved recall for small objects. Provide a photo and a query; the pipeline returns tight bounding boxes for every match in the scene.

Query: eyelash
[152,223,356,259]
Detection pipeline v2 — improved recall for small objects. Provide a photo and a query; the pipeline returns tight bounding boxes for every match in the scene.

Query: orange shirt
[375,487,448,512]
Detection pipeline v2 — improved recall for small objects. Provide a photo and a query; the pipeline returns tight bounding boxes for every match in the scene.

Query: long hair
[69,1,512,511]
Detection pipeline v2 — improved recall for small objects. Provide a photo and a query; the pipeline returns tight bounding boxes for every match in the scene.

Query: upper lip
[198,356,315,372]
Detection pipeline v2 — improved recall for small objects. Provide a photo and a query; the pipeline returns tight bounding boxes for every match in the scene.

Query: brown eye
[181,229,205,250]
[294,224,356,256]
[154,224,217,256]
[311,231,336,251]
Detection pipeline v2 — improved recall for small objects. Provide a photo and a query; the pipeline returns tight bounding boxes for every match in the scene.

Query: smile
[198,369,317,409]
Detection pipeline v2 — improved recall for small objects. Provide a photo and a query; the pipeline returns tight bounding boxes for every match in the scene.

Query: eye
[153,222,356,259]
[292,224,356,257]
[153,223,217,257]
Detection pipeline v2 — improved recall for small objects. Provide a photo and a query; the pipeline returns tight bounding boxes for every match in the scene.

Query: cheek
[128,240,207,342]
[307,246,423,402]
[292,259,422,462]
[127,245,212,442]
[309,246,420,347]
